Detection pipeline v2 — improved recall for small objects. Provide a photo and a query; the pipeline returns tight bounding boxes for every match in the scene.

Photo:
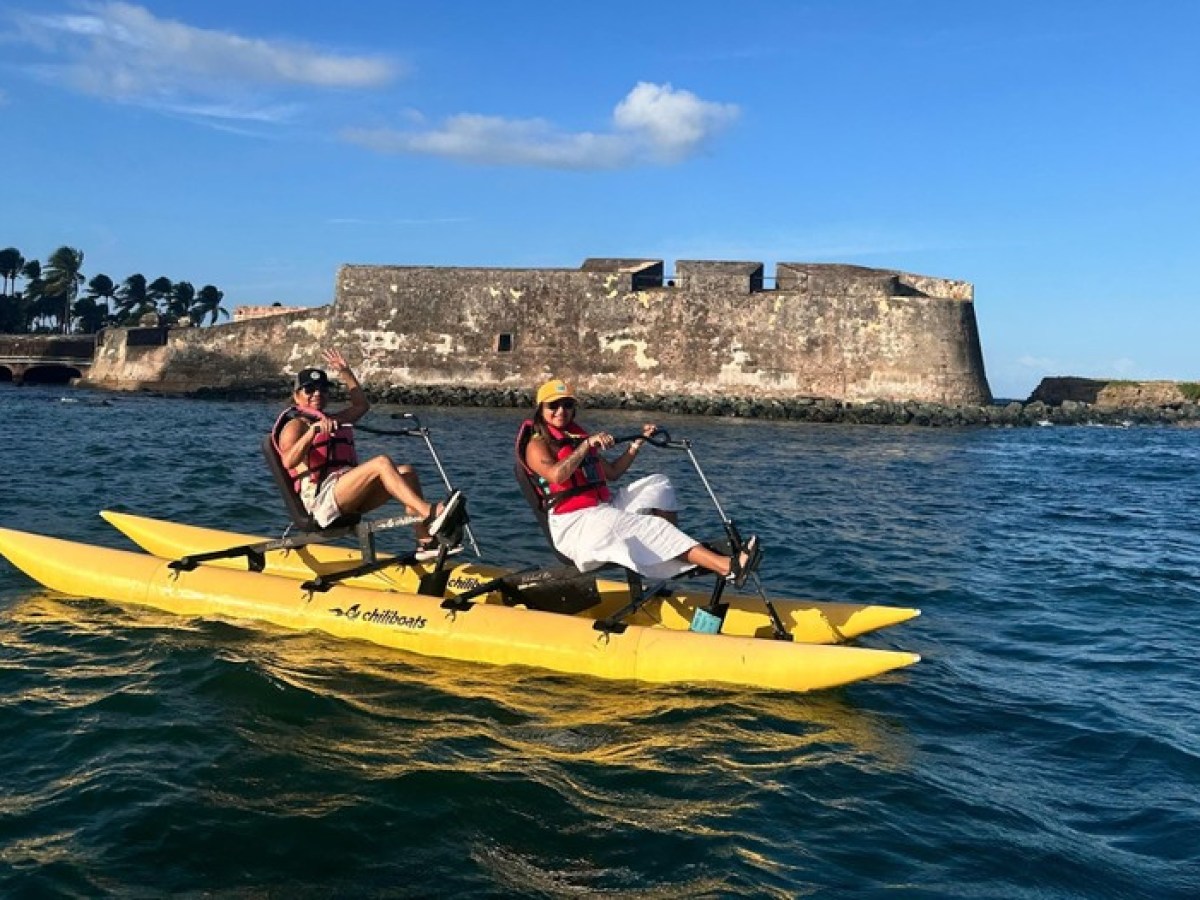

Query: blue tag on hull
[689,607,724,634]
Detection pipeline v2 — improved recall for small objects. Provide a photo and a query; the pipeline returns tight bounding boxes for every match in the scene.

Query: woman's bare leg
[678,538,758,579]
[332,456,438,540]
[681,543,732,577]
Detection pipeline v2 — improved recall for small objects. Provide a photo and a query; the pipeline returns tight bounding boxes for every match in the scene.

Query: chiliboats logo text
[330,603,427,630]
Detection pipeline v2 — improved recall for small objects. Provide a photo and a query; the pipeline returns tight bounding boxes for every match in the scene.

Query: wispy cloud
[11,1,400,125]
[342,82,739,170]
[1016,355,1059,371]
[651,224,979,270]
[326,217,471,226]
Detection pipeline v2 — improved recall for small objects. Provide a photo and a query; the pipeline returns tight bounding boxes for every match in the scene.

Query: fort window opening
[496,333,514,352]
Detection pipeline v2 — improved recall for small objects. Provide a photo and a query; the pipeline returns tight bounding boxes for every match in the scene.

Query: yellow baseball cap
[535,379,575,406]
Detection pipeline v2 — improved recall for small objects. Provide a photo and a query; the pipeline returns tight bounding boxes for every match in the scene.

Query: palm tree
[42,246,85,333]
[192,284,229,325]
[0,247,25,297]
[21,260,45,331]
[83,274,117,325]
[116,273,151,324]
[147,276,174,319]
[168,281,195,324]
[72,295,107,333]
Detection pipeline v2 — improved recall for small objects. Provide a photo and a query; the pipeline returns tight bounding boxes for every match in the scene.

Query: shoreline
[173,382,1200,427]
[9,378,1186,427]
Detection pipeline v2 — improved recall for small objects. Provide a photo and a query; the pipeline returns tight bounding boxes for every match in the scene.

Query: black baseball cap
[294,368,330,391]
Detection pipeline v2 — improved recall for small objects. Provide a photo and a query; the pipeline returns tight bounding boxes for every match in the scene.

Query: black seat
[512,461,574,566]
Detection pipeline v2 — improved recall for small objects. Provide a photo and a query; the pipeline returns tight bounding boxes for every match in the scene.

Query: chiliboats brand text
[330,603,427,630]
[448,575,484,592]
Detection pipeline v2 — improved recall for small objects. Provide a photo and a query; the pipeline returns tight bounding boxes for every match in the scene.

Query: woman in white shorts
[273,348,463,551]
[519,379,758,583]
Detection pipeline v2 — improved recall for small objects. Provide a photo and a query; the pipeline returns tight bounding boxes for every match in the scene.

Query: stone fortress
[87,258,993,405]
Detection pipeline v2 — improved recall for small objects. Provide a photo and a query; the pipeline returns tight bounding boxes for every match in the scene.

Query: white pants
[548,474,698,581]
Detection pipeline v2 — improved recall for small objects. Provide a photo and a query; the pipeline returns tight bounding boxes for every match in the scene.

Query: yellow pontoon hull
[0,527,919,693]
[100,511,920,644]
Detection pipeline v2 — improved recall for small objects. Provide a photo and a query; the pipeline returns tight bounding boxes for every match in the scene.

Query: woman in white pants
[519,378,758,584]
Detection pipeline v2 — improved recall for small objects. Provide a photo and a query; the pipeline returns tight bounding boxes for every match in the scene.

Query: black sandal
[426,490,465,540]
[729,535,762,588]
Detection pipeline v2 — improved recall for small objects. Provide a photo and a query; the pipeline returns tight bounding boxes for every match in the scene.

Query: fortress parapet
[326,259,990,404]
[89,258,992,405]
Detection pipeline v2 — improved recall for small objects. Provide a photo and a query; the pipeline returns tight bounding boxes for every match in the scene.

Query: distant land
[1029,377,1200,407]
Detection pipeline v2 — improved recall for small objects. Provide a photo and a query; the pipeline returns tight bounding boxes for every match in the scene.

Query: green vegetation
[0,244,229,335]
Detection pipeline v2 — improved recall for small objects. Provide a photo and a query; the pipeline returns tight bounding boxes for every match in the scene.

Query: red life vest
[515,419,611,514]
[271,406,358,494]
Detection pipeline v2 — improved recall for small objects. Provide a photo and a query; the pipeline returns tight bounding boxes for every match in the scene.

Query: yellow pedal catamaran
[100,510,920,646]
[0,418,922,693]
[0,525,919,693]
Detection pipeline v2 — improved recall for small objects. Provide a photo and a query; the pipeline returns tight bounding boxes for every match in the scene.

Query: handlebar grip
[613,430,672,448]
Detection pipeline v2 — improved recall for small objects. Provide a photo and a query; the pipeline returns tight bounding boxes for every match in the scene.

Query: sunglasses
[545,399,576,411]
[300,384,327,395]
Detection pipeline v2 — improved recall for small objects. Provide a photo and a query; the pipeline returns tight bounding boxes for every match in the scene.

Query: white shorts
[299,469,349,527]
[548,474,697,581]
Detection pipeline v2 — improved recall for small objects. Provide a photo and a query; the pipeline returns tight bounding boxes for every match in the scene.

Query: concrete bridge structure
[0,335,95,385]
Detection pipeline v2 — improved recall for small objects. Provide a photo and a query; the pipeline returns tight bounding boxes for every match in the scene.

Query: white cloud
[343,82,739,170]
[344,114,632,169]
[13,2,399,124]
[613,82,739,162]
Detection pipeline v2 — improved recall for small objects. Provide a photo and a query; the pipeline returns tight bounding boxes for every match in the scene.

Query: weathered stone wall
[320,259,990,404]
[0,334,96,359]
[89,310,328,391]
[87,259,992,404]
[232,304,310,323]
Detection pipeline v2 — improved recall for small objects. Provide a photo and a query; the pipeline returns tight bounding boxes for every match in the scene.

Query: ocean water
[1,383,1197,898]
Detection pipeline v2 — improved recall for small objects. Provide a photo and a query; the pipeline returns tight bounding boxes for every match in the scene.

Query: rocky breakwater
[269,383,1197,427]
[187,375,1200,426]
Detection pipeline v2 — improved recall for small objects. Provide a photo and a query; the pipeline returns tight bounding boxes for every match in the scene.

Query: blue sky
[2,1,1197,399]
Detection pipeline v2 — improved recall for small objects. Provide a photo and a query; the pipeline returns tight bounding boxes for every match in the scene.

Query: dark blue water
[2,384,1197,898]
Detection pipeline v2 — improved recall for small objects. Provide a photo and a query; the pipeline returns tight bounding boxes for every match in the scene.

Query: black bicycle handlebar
[356,424,418,437]
[354,412,427,438]
[612,430,674,448]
